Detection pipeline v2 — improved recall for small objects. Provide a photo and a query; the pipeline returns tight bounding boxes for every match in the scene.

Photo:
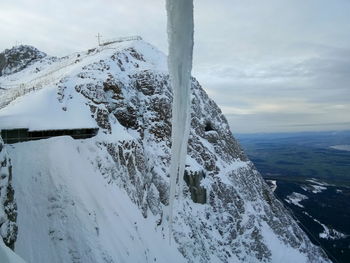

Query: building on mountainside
[0,128,99,144]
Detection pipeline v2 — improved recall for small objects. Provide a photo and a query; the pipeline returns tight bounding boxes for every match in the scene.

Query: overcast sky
[1,0,349,133]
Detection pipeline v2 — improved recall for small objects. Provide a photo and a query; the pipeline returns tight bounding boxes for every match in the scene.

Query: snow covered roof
[0,84,97,131]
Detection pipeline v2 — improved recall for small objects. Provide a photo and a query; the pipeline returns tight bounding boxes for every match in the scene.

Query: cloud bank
[1,0,349,133]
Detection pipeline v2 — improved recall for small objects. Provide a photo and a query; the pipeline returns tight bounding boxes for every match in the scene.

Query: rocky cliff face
[0,137,17,250]
[0,45,46,77]
[0,40,330,263]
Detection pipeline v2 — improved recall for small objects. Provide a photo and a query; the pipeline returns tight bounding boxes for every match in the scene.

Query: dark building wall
[1,129,29,144]
[1,128,99,144]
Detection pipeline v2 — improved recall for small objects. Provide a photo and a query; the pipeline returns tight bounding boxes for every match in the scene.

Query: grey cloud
[226,112,350,134]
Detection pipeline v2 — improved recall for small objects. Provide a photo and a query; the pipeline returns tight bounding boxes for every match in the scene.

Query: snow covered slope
[9,137,184,263]
[0,239,25,263]
[0,41,330,262]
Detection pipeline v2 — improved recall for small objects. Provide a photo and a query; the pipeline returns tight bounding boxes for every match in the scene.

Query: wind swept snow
[166,0,194,238]
[9,137,186,263]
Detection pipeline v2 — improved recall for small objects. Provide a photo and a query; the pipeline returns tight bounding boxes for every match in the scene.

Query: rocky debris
[0,136,18,250]
[0,45,46,76]
[126,47,145,62]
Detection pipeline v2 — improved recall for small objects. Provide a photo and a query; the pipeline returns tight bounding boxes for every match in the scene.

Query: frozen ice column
[166,0,194,238]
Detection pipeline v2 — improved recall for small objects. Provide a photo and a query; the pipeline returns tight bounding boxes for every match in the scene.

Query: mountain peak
[0,45,46,76]
[0,40,330,263]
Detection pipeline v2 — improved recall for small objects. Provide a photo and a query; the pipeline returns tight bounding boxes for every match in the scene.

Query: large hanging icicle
[166,0,194,237]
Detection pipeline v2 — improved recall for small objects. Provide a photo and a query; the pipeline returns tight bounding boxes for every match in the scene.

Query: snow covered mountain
[0,41,330,263]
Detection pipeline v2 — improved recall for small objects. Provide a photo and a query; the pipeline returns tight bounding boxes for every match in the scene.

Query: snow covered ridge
[0,40,331,262]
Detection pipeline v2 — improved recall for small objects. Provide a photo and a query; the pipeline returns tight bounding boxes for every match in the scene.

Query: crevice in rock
[184,170,207,204]
[204,121,215,132]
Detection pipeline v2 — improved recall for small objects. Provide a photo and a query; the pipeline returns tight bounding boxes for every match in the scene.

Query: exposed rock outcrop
[0,45,46,76]
[64,42,328,262]
[0,136,17,250]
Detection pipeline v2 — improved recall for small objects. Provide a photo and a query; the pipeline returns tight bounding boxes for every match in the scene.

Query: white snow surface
[330,145,350,151]
[260,222,309,263]
[302,212,348,240]
[0,84,96,131]
[301,179,329,194]
[310,185,327,194]
[166,0,194,236]
[9,137,186,263]
[0,239,26,263]
[318,225,347,240]
[305,179,330,186]
[285,192,308,208]
[266,180,277,192]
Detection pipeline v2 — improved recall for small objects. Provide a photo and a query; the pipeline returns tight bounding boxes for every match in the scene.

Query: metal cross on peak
[96,33,102,46]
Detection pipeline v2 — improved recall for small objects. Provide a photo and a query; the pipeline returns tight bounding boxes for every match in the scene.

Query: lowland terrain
[237,131,350,263]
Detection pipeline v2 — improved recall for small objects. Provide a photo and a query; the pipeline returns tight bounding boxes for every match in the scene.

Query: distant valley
[237,130,350,184]
[237,131,350,263]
